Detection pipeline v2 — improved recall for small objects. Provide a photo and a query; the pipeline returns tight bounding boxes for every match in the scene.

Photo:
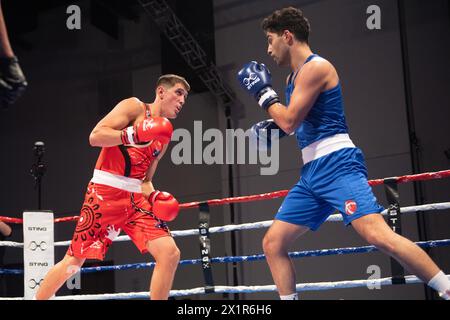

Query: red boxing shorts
[67,182,171,260]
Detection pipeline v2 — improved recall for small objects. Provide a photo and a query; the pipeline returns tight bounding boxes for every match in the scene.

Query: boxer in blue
[237,7,449,300]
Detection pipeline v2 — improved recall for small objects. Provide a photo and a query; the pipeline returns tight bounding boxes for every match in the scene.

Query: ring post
[198,202,215,293]
[23,211,54,299]
[384,178,406,284]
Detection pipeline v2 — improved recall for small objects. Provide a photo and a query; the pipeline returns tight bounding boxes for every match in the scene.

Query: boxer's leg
[124,193,179,300]
[146,236,180,300]
[263,220,309,299]
[352,214,450,299]
[264,178,333,300]
[35,254,85,300]
[36,183,126,300]
[321,148,450,299]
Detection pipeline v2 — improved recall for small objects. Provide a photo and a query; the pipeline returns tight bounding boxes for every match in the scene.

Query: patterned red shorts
[67,182,171,260]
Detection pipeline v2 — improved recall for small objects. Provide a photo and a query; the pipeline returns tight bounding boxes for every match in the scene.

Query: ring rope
[180,169,450,209]
[0,169,449,299]
[1,274,447,300]
[80,238,450,273]
[1,169,449,224]
[2,238,449,275]
[1,202,449,249]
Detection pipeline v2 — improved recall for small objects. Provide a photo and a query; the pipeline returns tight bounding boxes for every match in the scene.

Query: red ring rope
[1,169,449,223]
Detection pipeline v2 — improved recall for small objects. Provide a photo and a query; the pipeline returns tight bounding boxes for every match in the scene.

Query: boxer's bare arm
[0,3,14,58]
[141,145,168,198]
[0,221,12,237]
[89,98,143,147]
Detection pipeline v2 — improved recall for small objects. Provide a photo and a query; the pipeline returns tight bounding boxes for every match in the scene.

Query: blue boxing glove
[237,61,280,110]
[250,119,292,151]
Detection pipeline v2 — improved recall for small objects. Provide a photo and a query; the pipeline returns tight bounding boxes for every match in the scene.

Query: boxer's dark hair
[262,7,310,44]
[157,74,190,92]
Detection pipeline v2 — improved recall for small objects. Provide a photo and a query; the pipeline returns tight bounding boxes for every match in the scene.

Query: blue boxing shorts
[275,148,384,231]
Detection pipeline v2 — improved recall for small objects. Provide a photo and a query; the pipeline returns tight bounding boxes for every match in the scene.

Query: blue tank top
[285,54,349,149]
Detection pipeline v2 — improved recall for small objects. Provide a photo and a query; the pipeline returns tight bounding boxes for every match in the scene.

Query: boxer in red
[35,74,190,300]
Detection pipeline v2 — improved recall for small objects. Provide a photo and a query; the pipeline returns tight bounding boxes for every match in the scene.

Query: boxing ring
[1,169,449,300]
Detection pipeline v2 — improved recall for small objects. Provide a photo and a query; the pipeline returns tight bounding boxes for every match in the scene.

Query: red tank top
[94,103,162,180]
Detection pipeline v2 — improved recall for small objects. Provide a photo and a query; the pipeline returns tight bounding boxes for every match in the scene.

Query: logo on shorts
[345,200,357,215]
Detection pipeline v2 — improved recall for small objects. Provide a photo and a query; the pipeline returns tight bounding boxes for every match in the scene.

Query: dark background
[0,0,449,300]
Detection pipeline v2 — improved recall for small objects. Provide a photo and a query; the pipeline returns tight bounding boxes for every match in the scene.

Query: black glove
[0,56,28,108]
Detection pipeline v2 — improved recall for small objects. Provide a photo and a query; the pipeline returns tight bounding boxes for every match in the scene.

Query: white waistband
[91,169,142,193]
[301,134,355,164]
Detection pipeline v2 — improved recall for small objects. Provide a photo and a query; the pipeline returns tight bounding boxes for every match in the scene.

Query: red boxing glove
[121,117,173,146]
[149,191,179,222]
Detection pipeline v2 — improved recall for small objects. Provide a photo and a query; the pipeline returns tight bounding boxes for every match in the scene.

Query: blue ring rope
[1,239,448,275]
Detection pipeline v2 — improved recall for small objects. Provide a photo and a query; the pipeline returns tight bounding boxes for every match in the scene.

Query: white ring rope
[1,202,450,248]
[0,274,447,300]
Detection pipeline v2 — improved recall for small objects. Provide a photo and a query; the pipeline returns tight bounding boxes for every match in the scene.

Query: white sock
[280,293,298,300]
[427,270,450,299]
